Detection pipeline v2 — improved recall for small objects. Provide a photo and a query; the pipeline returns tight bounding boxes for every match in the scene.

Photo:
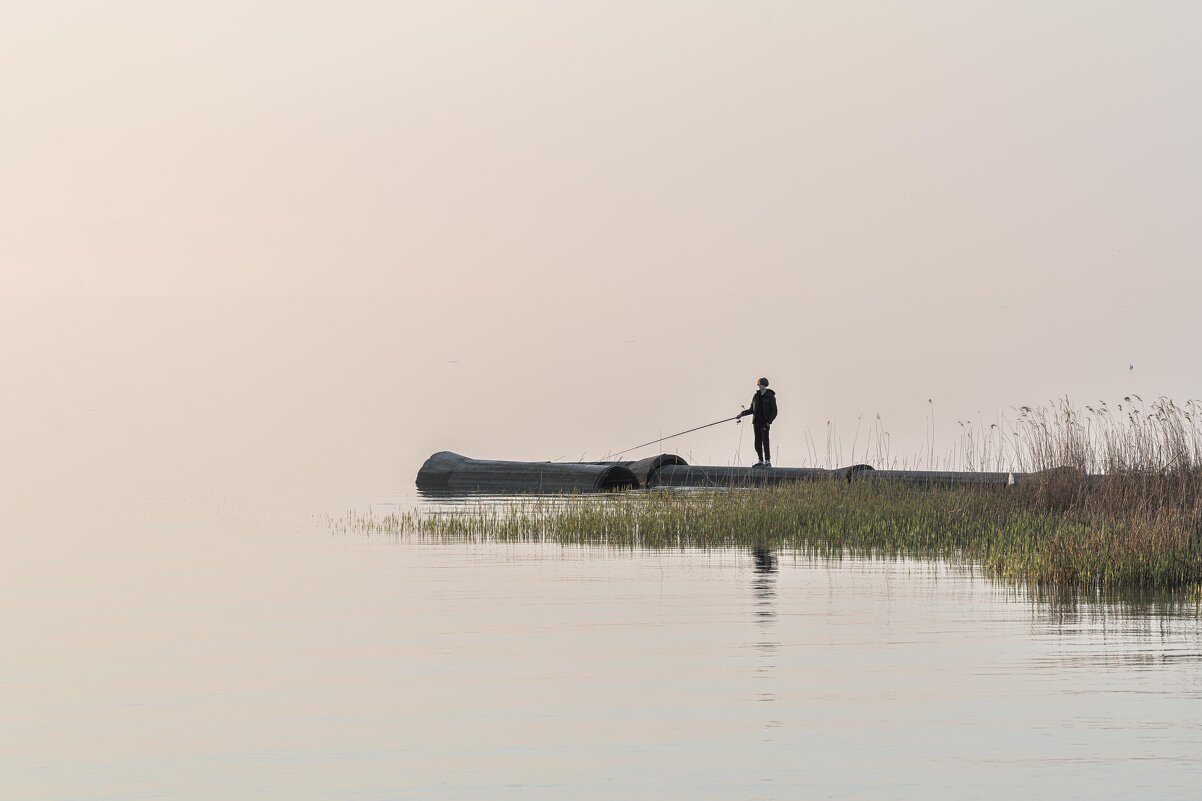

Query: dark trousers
[754,423,771,462]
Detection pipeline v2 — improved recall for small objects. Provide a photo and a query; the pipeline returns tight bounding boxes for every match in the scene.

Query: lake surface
[6,489,1202,801]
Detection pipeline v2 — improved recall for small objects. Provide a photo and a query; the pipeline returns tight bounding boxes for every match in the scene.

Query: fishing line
[607,416,740,459]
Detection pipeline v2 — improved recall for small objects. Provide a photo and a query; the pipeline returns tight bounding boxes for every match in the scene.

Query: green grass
[341,474,1202,593]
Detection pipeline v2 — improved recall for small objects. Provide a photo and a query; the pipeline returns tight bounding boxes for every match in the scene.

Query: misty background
[3,2,1200,519]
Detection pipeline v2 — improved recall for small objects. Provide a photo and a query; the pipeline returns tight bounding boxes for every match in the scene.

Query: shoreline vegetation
[347,399,1202,594]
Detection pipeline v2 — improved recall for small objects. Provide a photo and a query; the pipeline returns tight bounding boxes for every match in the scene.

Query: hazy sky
[3,2,1201,504]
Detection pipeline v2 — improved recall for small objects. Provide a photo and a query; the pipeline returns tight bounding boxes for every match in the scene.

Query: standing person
[736,378,778,467]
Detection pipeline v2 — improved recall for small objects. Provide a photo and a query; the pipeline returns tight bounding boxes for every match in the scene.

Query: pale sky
[3,2,1200,504]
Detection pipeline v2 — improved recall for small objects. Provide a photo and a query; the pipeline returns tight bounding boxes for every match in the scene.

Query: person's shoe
[762,460,772,468]
[751,461,765,468]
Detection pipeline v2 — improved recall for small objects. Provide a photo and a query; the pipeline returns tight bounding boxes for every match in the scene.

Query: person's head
[757,377,769,391]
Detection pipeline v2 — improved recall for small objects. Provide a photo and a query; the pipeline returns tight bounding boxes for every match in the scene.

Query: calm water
[5,489,1202,801]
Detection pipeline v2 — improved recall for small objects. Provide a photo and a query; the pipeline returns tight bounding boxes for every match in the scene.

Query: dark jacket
[743,388,778,426]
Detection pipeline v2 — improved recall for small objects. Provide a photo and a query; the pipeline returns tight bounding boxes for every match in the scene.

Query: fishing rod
[608,415,741,459]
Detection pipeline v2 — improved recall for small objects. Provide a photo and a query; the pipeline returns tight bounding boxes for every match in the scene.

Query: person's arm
[766,395,778,424]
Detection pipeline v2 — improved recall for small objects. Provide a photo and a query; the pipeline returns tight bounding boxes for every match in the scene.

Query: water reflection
[1031,585,1202,624]
[1028,594,1202,676]
[315,521,1202,799]
[752,547,778,576]
[751,547,778,623]
[750,547,780,711]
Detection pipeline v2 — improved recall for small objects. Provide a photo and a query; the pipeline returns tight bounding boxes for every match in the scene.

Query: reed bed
[343,399,1202,593]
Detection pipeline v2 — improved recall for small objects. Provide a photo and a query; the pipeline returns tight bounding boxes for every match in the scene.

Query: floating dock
[415,451,639,494]
[416,452,1032,495]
